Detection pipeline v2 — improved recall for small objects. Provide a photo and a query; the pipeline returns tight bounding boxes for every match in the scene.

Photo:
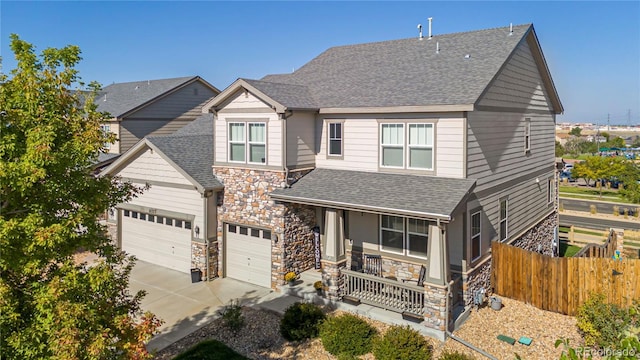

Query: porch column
[322,208,345,262]
[426,223,449,285]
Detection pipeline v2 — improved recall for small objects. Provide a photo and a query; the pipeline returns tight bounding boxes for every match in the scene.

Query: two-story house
[98,76,220,154]
[202,23,562,334]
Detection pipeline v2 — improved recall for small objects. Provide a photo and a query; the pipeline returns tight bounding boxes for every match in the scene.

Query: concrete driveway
[130,260,273,352]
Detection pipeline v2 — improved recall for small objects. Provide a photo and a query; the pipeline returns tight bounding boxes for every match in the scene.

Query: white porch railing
[342,269,426,315]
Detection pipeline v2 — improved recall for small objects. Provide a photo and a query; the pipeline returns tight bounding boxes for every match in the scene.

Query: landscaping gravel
[154,296,586,360]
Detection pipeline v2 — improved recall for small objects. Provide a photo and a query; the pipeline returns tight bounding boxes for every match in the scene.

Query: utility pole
[607,113,610,132]
[628,109,632,129]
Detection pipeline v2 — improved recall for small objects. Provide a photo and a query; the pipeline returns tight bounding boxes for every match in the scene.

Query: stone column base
[321,259,347,300]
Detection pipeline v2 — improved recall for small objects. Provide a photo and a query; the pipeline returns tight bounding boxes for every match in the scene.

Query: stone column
[321,259,347,300]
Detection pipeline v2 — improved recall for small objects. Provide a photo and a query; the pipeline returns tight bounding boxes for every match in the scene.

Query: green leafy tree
[555,140,565,157]
[572,156,627,197]
[0,35,161,359]
[600,131,610,142]
[619,161,640,204]
[564,138,597,157]
[569,126,582,136]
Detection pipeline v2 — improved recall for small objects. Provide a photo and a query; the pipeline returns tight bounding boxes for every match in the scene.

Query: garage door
[226,224,272,288]
[121,209,192,273]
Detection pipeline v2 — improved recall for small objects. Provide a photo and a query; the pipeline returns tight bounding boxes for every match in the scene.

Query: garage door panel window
[263,230,271,240]
[139,213,146,221]
[156,216,164,224]
[148,215,155,222]
[184,221,192,230]
[251,228,260,237]
[228,224,237,233]
[131,211,138,219]
[165,218,173,226]
[239,227,248,235]
[124,210,130,217]
[175,220,183,228]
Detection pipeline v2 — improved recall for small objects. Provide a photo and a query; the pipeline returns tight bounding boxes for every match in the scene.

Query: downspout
[280,110,293,186]
[442,220,497,360]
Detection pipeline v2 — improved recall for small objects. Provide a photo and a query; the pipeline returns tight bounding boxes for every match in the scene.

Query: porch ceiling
[271,169,476,221]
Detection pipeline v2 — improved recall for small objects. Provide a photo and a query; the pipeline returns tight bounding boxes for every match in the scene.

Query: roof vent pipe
[436,41,440,54]
[509,23,513,35]
[417,24,423,40]
[428,17,433,39]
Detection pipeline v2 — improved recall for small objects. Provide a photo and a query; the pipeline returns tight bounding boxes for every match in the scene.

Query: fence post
[569,225,575,243]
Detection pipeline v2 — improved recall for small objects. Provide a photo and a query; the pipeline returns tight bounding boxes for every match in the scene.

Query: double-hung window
[408,124,433,169]
[328,122,343,156]
[380,122,434,170]
[381,124,404,167]
[471,211,481,260]
[380,215,430,259]
[228,122,266,164]
[499,199,508,242]
[100,124,111,149]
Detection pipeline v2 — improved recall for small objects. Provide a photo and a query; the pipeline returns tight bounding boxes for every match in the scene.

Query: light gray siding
[214,91,281,167]
[465,37,557,265]
[116,147,192,186]
[477,40,552,112]
[117,81,217,152]
[130,81,217,119]
[120,119,191,152]
[316,117,379,172]
[286,112,316,168]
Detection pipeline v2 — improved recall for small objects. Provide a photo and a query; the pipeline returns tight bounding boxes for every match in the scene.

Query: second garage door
[121,210,192,274]
[225,224,272,288]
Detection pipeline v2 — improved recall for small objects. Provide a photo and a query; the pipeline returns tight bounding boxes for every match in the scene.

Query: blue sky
[1,1,639,124]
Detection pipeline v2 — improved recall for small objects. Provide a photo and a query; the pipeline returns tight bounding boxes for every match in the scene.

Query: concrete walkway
[133,261,443,352]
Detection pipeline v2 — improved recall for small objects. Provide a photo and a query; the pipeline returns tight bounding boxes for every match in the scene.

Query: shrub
[438,350,475,360]
[313,280,323,290]
[319,313,377,357]
[217,300,245,333]
[372,325,432,360]
[576,293,632,349]
[280,302,325,341]
[173,339,247,360]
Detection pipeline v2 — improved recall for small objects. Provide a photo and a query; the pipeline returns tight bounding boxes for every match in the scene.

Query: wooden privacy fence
[574,229,617,258]
[491,241,640,316]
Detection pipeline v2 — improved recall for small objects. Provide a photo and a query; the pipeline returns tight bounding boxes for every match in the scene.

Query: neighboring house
[555,132,570,146]
[97,76,220,154]
[101,114,222,279]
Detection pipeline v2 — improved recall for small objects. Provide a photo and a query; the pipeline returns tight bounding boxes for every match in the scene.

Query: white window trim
[227,121,267,164]
[379,215,429,259]
[380,123,405,169]
[100,124,111,149]
[228,122,246,163]
[548,178,554,204]
[524,118,531,152]
[247,122,267,165]
[499,199,508,242]
[327,122,343,157]
[471,210,482,261]
[407,123,434,171]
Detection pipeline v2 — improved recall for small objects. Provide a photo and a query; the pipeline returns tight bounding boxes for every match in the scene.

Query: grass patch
[624,241,640,248]
[173,340,247,360]
[574,228,606,237]
[559,186,619,197]
[559,241,582,257]
[559,226,570,233]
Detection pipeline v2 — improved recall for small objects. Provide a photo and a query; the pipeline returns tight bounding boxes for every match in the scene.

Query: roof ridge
[244,78,308,88]
[324,23,532,50]
[102,76,196,87]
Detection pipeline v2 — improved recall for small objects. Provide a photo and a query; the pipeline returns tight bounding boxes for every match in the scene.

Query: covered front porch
[271,168,476,332]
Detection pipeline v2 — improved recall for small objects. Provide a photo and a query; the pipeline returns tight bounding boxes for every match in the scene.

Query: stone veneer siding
[191,242,217,281]
[510,211,557,256]
[464,211,557,307]
[282,204,317,278]
[214,167,315,289]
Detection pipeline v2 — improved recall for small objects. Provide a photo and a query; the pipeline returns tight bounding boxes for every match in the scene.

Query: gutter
[280,110,293,186]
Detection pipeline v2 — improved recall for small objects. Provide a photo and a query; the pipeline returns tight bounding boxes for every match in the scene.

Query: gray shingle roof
[271,169,476,220]
[146,134,221,191]
[96,76,198,117]
[172,113,213,136]
[242,79,318,109]
[259,24,531,109]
